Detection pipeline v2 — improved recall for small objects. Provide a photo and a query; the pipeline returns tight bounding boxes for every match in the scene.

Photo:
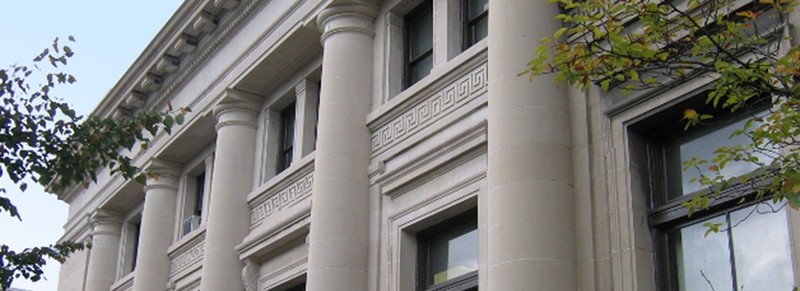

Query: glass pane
[665,111,771,200]
[410,54,433,85]
[670,215,733,291]
[730,204,794,291]
[428,223,479,285]
[467,0,488,20]
[408,4,433,60]
[469,16,488,45]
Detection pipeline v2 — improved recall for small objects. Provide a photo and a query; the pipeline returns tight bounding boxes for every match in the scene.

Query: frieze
[250,172,314,227]
[169,237,205,276]
[371,62,487,154]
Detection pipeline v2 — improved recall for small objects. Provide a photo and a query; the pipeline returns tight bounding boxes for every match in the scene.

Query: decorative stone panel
[169,234,205,277]
[371,62,487,154]
[250,172,314,228]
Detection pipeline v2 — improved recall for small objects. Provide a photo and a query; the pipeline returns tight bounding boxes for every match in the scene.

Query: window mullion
[725,212,739,291]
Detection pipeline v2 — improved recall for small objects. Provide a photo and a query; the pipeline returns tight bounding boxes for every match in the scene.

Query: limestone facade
[56,0,800,290]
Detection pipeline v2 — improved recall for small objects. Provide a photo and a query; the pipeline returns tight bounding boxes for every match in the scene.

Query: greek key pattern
[250,173,314,227]
[169,237,205,276]
[371,63,487,154]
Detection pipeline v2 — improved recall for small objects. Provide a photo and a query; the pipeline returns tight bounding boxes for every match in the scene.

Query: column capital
[317,3,378,42]
[213,89,262,131]
[295,79,319,97]
[143,159,182,192]
[90,209,123,235]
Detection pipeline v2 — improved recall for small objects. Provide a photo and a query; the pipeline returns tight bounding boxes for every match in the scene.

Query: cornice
[93,0,270,120]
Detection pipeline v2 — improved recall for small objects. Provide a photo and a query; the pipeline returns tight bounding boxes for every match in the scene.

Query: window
[194,171,205,217]
[417,209,478,291]
[182,171,205,236]
[462,0,487,49]
[284,282,305,291]
[405,0,433,88]
[277,102,296,173]
[120,217,141,276]
[636,97,795,290]
[663,203,792,290]
[130,222,140,271]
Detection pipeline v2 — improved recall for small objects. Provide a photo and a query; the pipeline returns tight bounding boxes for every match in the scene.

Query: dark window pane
[469,17,488,45]
[195,172,205,217]
[405,0,433,87]
[131,222,141,271]
[464,0,488,48]
[408,3,433,60]
[277,103,295,172]
[285,282,306,291]
[467,0,488,20]
[409,54,433,86]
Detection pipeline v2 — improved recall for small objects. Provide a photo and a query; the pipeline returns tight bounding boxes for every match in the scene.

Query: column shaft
[132,161,180,291]
[307,4,376,291]
[84,210,123,291]
[198,91,260,291]
[486,0,577,290]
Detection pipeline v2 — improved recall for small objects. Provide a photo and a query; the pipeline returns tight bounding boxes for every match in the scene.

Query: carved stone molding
[111,276,134,291]
[151,0,272,113]
[260,257,308,290]
[90,209,123,236]
[250,172,314,227]
[242,259,259,291]
[213,89,262,131]
[143,159,182,192]
[318,3,379,42]
[372,120,487,198]
[168,234,206,277]
[370,62,488,155]
[385,171,484,291]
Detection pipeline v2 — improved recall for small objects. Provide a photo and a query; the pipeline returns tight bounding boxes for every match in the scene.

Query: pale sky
[0,2,182,290]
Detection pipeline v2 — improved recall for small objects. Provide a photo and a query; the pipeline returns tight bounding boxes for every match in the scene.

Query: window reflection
[669,203,793,290]
[428,224,478,285]
[664,110,771,200]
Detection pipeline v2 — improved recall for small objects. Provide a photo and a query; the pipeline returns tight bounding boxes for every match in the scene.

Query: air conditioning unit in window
[182,215,201,236]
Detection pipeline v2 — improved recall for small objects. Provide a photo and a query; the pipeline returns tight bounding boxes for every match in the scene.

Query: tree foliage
[523,0,800,216]
[0,37,188,289]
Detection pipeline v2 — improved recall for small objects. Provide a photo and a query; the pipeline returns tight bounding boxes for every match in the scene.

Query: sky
[0,1,182,290]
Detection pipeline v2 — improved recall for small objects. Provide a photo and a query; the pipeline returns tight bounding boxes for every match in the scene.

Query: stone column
[307,3,376,291]
[486,1,577,290]
[199,89,261,291]
[84,209,123,291]
[132,160,180,291]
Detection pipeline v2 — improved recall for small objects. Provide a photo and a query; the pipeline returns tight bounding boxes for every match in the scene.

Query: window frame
[633,95,791,290]
[416,208,478,291]
[461,0,488,50]
[277,102,296,173]
[404,0,434,89]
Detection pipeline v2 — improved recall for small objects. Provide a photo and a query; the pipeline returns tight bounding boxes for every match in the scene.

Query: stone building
[56,0,800,290]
